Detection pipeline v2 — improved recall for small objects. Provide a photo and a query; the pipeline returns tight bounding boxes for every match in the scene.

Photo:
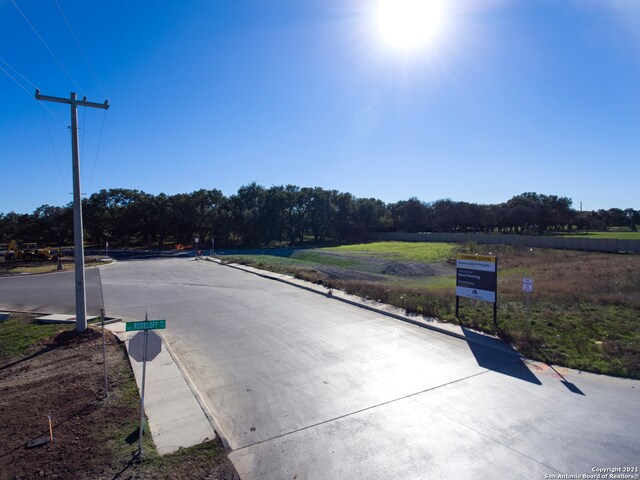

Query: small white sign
[195,237,199,243]
[523,277,533,293]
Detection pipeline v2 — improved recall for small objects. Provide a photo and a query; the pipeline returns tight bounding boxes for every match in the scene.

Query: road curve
[97,258,639,480]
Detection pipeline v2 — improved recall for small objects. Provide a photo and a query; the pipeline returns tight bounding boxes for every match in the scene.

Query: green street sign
[126,319,166,332]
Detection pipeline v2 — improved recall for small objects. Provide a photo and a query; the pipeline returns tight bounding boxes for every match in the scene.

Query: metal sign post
[523,277,534,335]
[101,308,108,398]
[195,237,199,259]
[126,314,166,459]
[137,322,148,458]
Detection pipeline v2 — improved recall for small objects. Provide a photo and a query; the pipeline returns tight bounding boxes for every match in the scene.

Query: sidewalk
[106,322,217,455]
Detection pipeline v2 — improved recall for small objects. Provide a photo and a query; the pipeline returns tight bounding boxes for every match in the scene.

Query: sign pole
[493,257,498,327]
[526,289,530,335]
[137,314,149,458]
[101,308,108,398]
[522,276,534,336]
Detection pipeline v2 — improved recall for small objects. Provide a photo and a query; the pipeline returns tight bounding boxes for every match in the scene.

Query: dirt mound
[47,327,103,347]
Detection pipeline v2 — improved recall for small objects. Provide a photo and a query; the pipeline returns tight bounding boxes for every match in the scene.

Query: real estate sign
[456,254,497,303]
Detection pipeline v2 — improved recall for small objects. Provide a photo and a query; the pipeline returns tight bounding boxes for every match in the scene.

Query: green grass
[559,231,640,240]
[294,251,364,268]
[222,251,365,270]
[0,313,73,361]
[8,264,61,274]
[325,241,458,262]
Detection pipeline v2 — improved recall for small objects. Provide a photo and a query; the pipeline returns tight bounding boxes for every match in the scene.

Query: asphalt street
[1,258,638,479]
[0,266,103,315]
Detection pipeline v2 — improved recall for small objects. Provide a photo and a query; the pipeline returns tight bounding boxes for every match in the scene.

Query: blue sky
[1,0,639,214]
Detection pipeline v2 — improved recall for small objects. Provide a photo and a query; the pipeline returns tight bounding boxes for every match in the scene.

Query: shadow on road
[462,327,542,385]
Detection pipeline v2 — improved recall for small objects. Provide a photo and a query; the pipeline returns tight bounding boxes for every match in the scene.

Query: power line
[0,61,64,125]
[11,0,85,95]
[52,0,105,97]
[41,106,70,192]
[0,62,36,99]
[80,105,87,169]
[0,59,69,192]
[87,109,107,193]
[0,57,37,90]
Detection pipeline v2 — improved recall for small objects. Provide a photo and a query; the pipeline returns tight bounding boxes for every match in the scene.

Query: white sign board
[522,277,534,293]
[456,255,497,303]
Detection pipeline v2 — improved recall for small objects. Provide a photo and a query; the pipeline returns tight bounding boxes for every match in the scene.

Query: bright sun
[376,0,445,50]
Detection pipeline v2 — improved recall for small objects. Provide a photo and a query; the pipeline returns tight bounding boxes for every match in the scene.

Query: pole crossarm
[35,89,109,332]
[35,89,109,109]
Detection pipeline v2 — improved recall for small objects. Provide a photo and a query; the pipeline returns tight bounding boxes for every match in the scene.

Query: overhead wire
[0,57,65,124]
[80,105,87,166]
[11,0,85,96]
[0,61,70,192]
[5,1,110,198]
[41,107,70,192]
[0,56,37,90]
[87,109,107,193]
[52,0,106,98]
[52,0,109,195]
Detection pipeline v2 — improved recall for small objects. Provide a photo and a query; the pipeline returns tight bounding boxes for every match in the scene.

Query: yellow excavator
[4,240,56,262]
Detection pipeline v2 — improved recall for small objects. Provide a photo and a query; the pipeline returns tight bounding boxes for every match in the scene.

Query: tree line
[1,185,638,248]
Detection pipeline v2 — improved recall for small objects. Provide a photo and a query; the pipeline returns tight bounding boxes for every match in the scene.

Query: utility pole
[35,90,109,332]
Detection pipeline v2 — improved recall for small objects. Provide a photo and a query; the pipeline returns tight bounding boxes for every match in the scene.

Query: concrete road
[0,267,103,315]
[2,259,638,479]
[96,259,639,480]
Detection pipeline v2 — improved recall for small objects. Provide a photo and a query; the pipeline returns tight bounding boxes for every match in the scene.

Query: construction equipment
[4,240,56,262]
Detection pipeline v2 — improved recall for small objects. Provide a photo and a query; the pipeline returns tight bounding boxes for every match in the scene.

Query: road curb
[160,335,232,451]
[217,260,518,357]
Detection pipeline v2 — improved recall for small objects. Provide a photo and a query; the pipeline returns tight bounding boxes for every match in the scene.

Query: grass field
[324,241,457,262]
[558,231,640,240]
[218,241,640,378]
[0,313,73,360]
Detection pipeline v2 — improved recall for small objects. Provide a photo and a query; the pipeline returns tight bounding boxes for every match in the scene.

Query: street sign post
[523,277,534,334]
[127,315,166,459]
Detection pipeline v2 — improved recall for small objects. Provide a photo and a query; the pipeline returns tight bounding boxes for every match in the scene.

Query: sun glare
[376,0,445,51]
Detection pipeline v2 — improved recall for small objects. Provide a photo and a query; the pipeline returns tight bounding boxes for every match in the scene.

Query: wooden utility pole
[35,90,109,332]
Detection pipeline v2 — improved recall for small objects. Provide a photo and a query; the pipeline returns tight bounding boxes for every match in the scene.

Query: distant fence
[363,232,640,254]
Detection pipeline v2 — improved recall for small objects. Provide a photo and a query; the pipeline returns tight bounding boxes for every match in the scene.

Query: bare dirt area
[0,315,238,480]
